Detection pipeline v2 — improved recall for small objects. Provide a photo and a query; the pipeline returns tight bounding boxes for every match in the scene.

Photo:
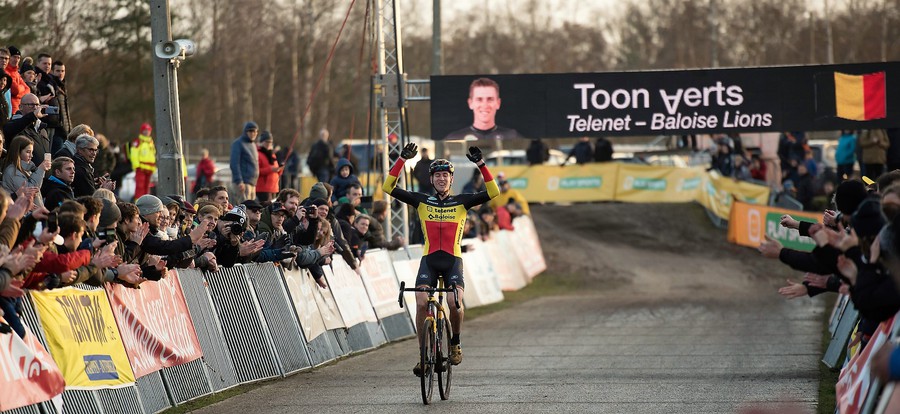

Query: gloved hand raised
[400,143,418,160]
[466,146,483,163]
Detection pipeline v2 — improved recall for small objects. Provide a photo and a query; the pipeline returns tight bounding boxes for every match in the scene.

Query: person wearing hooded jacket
[231,121,260,202]
[329,157,361,202]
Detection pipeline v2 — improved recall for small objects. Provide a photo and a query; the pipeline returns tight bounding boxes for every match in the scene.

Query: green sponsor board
[766,212,816,251]
[560,177,602,189]
[632,177,666,191]
[509,178,528,189]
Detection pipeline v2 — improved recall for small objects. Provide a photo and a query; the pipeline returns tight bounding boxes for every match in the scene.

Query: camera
[44,106,59,115]
[227,222,244,236]
[96,228,117,245]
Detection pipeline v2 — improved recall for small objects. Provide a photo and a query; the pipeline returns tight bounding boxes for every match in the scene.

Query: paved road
[191,291,824,413]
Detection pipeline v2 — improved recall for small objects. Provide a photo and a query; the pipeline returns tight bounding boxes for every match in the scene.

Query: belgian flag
[833,71,886,121]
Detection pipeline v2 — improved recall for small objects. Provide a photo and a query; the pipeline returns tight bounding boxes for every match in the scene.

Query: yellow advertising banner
[727,200,821,251]
[697,172,771,220]
[30,287,135,389]
[614,164,705,203]
[492,163,618,203]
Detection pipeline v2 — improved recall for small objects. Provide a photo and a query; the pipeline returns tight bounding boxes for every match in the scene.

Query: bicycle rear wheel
[420,319,436,405]
[437,318,453,400]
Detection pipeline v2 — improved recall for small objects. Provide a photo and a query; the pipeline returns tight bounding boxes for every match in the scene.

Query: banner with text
[282,267,329,342]
[614,164,704,203]
[31,287,135,389]
[107,272,203,378]
[325,258,379,327]
[696,172,771,220]
[493,164,618,203]
[727,201,821,251]
[0,318,66,411]
[358,249,406,320]
[431,62,900,140]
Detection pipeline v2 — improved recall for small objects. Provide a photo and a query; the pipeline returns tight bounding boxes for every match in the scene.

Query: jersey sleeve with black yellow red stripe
[382,158,420,207]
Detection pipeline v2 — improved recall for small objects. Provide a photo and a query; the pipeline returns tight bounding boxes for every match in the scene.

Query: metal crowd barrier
[2,216,545,414]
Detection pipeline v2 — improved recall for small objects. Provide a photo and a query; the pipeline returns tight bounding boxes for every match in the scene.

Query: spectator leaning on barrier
[213,205,264,268]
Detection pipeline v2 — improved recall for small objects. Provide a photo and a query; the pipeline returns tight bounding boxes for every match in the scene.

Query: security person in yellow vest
[129,122,156,199]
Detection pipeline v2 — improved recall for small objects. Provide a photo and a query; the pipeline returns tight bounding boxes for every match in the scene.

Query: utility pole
[824,0,834,64]
[149,0,186,197]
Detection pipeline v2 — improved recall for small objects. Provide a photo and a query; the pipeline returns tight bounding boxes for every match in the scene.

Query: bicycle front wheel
[420,319,436,405]
[437,318,453,400]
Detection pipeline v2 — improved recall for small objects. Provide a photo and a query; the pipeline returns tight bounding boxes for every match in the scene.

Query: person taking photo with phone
[2,135,51,207]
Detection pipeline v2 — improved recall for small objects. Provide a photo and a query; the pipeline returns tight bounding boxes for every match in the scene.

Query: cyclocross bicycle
[398,280,460,405]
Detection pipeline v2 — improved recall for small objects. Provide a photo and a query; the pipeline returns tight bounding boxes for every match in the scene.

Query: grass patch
[159,380,275,414]
[817,296,840,414]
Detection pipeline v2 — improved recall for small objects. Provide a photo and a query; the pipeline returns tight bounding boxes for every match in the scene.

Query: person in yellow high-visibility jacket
[129,122,156,200]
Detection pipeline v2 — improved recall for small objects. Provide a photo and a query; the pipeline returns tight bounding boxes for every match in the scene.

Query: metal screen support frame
[375,0,409,241]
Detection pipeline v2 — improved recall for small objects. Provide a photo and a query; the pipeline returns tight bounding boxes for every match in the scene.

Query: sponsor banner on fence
[461,238,504,307]
[485,232,529,291]
[727,200,820,251]
[492,164,618,203]
[282,267,329,342]
[511,216,547,279]
[615,164,704,203]
[30,287,135,389]
[0,319,66,411]
[358,249,405,319]
[697,172,770,219]
[326,258,378,327]
[391,249,421,325]
[106,272,203,378]
[836,317,896,414]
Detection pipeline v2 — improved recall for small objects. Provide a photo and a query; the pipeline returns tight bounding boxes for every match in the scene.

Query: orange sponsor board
[727,201,821,252]
[0,320,66,411]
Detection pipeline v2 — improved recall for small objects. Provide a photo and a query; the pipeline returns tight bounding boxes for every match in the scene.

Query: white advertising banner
[326,258,378,327]
[461,238,504,307]
[282,267,328,342]
[358,249,405,319]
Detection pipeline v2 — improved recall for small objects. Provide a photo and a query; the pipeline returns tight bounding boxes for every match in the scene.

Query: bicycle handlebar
[397,281,461,309]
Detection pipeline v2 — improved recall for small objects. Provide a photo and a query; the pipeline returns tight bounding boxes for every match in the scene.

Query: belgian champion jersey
[383,159,500,257]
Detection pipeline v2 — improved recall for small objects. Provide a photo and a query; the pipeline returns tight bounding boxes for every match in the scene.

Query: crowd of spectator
[754,165,900,389]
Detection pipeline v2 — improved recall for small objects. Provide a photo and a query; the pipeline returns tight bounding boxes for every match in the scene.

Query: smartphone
[32,221,43,238]
[44,153,51,163]
[47,212,58,233]
[44,106,58,115]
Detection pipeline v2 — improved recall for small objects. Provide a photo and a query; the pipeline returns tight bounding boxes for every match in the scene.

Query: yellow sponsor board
[614,164,705,203]
[697,172,771,220]
[31,287,135,389]
[492,164,618,203]
[727,200,821,251]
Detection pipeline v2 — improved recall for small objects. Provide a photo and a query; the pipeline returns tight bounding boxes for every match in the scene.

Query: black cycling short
[416,252,464,289]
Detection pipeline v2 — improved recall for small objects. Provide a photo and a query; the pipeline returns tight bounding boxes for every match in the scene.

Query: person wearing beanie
[230,121,260,202]
[255,130,283,203]
[19,61,36,95]
[129,122,156,199]
[309,182,328,202]
[2,46,28,114]
[133,194,213,279]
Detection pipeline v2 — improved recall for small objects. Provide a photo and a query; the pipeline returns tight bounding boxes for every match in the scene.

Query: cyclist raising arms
[383,144,500,376]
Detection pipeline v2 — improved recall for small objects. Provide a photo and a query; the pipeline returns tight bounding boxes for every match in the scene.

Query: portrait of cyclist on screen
[383,143,500,376]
